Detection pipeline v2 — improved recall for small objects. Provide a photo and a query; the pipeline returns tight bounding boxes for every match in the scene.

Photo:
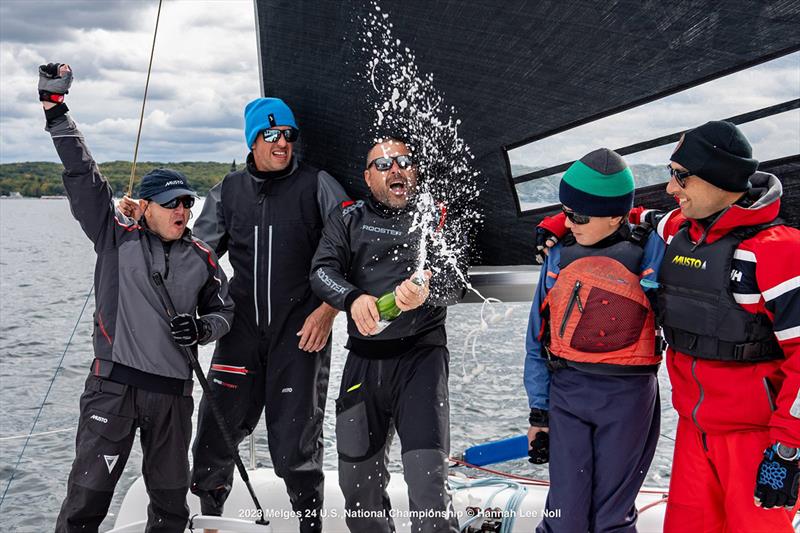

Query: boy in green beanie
[524,148,665,532]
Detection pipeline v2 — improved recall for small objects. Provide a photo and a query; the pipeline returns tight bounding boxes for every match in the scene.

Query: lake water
[0,198,675,531]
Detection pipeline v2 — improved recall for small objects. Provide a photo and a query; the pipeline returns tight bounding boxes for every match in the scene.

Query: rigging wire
[127,0,164,197]
[1,0,164,511]
[0,284,94,511]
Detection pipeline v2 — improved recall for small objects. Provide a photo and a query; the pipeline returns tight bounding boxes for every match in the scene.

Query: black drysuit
[310,196,463,533]
[190,155,346,532]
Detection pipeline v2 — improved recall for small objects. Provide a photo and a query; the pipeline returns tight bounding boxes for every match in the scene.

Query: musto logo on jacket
[542,256,658,366]
[671,254,707,270]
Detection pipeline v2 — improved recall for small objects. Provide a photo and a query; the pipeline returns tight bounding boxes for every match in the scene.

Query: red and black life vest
[541,229,661,368]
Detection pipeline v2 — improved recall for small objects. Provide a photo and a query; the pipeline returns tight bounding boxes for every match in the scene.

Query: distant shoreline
[0,160,242,198]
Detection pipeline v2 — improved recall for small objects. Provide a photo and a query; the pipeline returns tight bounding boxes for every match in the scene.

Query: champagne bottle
[371,274,425,335]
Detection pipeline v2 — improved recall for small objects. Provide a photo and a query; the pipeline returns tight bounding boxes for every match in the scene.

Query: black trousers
[191,316,331,533]
[335,344,459,533]
[55,376,193,533]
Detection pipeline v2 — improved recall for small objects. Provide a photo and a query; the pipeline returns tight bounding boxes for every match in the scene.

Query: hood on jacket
[686,171,782,244]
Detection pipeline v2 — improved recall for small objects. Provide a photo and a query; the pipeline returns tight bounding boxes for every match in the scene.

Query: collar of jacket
[684,171,782,245]
[246,152,299,182]
[368,194,416,218]
[563,222,632,249]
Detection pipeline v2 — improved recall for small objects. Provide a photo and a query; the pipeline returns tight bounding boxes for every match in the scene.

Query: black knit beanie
[671,121,758,192]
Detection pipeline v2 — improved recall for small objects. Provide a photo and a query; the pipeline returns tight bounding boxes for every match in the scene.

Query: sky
[0,1,798,166]
[0,0,260,164]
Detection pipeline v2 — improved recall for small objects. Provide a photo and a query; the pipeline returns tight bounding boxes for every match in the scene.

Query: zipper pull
[575,280,583,312]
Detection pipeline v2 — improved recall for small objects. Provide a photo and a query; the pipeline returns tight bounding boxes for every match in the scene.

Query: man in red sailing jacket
[540,121,800,532]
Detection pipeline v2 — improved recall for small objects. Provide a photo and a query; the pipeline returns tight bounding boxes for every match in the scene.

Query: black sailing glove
[169,314,210,346]
[754,443,800,509]
[38,62,73,103]
[528,431,550,464]
[534,228,558,265]
[528,408,550,464]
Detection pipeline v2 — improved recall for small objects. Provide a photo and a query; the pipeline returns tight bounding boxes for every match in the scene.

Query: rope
[0,427,75,442]
[127,0,164,196]
[0,284,94,511]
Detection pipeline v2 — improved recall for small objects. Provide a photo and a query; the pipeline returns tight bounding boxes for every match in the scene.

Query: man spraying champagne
[310,137,464,533]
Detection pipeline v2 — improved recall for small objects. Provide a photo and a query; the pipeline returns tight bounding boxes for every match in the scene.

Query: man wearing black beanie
[655,122,800,532]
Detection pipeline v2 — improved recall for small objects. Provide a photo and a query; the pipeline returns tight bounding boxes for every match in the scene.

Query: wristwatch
[775,442,800,461]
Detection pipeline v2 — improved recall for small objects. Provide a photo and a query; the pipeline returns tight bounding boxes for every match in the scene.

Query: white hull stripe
[733,293,761,305]
[733,249,757,262]
[210,364,248,375]
[776,325,800,342]
[763,276,800,302]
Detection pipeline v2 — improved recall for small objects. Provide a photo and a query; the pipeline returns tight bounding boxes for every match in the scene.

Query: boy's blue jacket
[524,225,665,410]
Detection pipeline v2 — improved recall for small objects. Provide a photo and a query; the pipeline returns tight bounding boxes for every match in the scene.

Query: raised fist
[38,63,73,103]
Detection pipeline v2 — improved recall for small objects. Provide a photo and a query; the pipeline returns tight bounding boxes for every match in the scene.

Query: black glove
[534,228,558,265]
[169,314,209,346]
[38,63,73,103]
[528,430,549,464]
[755,443,800,509]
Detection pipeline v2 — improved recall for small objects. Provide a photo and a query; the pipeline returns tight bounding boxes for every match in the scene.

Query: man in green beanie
[524,148,665,532]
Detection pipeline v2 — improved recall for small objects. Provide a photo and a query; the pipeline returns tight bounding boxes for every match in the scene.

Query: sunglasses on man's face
[562,206,592,225]
[262,128,299,143]
[667,165,692,188]
[159,196,195,210]
[367,154,414,172]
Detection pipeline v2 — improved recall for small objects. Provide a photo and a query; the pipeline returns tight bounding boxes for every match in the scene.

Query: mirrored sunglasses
[368,154,414,171]
[262,128,299,143]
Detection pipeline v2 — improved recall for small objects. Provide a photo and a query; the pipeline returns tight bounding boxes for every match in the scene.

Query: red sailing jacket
[540,171,800,445]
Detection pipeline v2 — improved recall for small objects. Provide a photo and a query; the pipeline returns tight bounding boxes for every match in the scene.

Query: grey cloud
[117,82,178,102]
[0,1,149,44]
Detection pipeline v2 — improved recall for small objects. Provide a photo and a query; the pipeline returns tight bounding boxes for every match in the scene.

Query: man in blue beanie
[190,97,348,532]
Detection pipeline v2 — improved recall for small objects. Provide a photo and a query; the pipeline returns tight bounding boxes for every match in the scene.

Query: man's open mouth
[389,178,407,196]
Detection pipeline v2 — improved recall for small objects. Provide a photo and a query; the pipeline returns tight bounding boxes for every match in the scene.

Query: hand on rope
[38,62,72,105]
[169,313,210,346]
[118,196,144,220]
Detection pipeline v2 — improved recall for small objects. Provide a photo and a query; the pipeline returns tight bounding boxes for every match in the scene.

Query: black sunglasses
[159,196,195,210]
[667,165,692,188]
[367,154,414,171]
[262,128,299,143]
[562,206,592,225]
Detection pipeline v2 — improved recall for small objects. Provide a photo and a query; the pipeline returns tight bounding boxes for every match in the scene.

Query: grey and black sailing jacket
[193,154,347,336]
[46,107,234,383]
[310,196,465,358]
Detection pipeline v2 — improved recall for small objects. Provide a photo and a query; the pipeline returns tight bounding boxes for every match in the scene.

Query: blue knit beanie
[559,148,635,216]
[244,97,298,148]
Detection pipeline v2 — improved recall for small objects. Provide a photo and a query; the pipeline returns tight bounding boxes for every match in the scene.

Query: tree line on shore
[0,160,241,197]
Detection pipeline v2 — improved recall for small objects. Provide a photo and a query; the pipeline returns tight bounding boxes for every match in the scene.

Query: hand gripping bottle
[371,273,426,335]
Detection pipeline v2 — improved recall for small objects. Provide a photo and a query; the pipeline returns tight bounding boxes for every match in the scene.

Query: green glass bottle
[371,275,425,334]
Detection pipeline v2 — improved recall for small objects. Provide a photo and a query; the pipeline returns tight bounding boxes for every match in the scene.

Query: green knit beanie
[559,148,635,216]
